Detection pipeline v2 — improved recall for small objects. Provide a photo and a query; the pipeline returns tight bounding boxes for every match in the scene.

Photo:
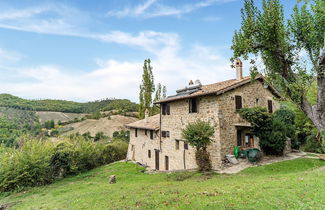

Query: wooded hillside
[0,94,138,113]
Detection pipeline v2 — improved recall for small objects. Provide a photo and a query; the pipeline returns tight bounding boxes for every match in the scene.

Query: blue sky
[0,0,297,102]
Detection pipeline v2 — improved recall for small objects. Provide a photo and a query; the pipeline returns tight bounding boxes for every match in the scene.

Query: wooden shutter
[166,104,170,115]
[150,130,154,139]
[235,95,242,111]
[268,100,273,113]
[176,140,180,150]
[189,98,198,113]
[148,150,151,158]
[162,104,166,115]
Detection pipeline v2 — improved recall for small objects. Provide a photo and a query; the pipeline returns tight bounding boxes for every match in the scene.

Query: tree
[182,120,215,171]
[139,59,155,119]
[154,83,162,102]
[162,85,167,99]
[231,0,325,134]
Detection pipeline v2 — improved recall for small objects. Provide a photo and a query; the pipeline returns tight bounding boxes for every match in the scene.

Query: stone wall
[160,95,222,170]
[127,79,280,171]
[217,80,280,159]
[127,128,160,169]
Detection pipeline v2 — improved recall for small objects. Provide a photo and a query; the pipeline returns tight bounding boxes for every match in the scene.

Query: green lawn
[0,158,324,209]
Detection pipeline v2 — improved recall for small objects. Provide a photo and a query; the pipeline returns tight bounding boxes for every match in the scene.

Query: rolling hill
[63,115,138,137]
[0,94,138,113]
[36,111,87,123]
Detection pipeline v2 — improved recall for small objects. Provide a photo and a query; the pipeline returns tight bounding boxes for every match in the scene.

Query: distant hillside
[64,115,137,137]
[36,111,87,123]
[0,94,139,113]
[0,107,38,126]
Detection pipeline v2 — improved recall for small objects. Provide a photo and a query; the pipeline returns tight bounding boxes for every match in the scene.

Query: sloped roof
[155,75,280,104]
[125,114,160,130]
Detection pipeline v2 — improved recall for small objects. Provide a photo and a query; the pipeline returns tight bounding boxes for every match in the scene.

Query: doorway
[165,156,169,171]
[155,150,159,170]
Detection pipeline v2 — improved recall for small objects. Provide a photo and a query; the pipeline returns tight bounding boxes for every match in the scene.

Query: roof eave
[155,76,281,104]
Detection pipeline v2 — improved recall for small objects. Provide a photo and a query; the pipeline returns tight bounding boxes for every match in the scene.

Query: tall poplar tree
[154,83,162,102]
[231,0,325,134]
[139,59,155,119]
[162,85,167,99]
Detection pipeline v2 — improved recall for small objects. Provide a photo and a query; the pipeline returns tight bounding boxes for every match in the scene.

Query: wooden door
[165,156,169,171]
[155,150,159,170]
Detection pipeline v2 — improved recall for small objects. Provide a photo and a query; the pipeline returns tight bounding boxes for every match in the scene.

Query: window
[268,100,273,113]
[145,130,148,136]
[189,98,198,113]
[256,98,259,106]
[148,150,151,158]
[162,103,170,115]
[175,140,180,150]
[135,128,138,137]
[162,131,170,138]
[150,130,154,139]
[244,134,254,147]
[235,95,242,111]
[184,143,189,150]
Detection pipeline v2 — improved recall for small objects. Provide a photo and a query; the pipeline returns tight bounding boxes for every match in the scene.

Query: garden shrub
[239,107,296,155]
[0,139,54,192]
[182,120,215,172]
[302,129,324,153]
[0,137,128,192]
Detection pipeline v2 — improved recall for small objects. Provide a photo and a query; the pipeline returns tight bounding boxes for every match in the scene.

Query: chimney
[144,109,149,122]
[235,59,243,80]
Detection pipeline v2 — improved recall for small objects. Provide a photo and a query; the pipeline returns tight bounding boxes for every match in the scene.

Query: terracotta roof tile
[125,114,160,130]
[155,75,280,104]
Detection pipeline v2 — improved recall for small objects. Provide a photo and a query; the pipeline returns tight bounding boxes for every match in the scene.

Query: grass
[0,158,324,209]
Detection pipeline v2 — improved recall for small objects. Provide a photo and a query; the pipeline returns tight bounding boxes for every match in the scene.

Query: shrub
[182,120,215,172]
[302,129,324,153]
[112,130,130,142]
[239,107,296,156]
[0,139,54,192]
[0,137,128,192]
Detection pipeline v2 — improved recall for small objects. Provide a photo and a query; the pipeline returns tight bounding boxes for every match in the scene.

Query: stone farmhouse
[126,59,282,171]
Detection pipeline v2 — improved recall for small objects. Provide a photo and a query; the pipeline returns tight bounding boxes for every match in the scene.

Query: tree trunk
[301,99,325,132]
[301,52,325,132]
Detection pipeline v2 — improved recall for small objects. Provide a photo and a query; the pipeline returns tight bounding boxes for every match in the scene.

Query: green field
[0,158,324,209]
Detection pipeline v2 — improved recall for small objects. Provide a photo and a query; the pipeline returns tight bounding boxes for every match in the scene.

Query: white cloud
[107,0,236,19]
[0,4,90,36]
[0,3,241,102]
[0,48,24,65]
[1,40,241,102]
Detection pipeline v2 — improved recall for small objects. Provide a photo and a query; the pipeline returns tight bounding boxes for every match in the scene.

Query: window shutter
[150,130,154,139]
[166,104,170,115]
[268,100,273,113]
[235,95,242,111]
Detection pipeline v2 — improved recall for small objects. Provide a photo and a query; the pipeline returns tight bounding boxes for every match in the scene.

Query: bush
[239,107,296,156]
[182,120,215,172]
[302,129,324,153]
[0,137,128,192]
[0,139,54,192]
[112,130,130,142]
